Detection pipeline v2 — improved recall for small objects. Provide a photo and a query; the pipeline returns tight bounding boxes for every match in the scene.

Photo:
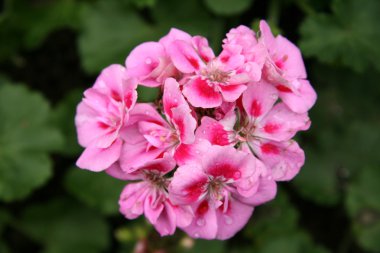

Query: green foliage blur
[0,0,379,252]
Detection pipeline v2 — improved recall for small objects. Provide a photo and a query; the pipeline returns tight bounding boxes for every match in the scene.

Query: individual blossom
[76,64,137,171]
[116,156,193,236]
[117,78,199,172]
[196,81,310,181]
[167,34,262,108]
[169,145,276,240]
[259,20,317,113]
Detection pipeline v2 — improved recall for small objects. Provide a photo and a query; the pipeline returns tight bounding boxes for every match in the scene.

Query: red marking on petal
[98,121,110,129]
[250,99,262,117]
[188,57,200,70]
[274,59,284,69]
[261,143,280,154]
[124,93,133,108]
[276,84,292,93]
[208,163,241,180]
[195,78,220,99]
[185,178,208,202]
[175,118,185,139]
[220,55,229,63]
[210,125,230,146]
[111,90,122,102]
[264,123,280,134]
[196,200,209,216]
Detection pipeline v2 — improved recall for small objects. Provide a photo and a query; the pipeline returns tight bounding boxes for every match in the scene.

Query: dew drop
[145,57,152,65]
[145,110,150,115]
[271,93,278,99]
[267,175,273,180]
[224,215,233,225]
[193,233,200,238]
[196,218,205,227]
[174,98,178,103]
[233,171,241,180]
[202,130,206,134]
[195,149,200,154]
[245,65,251,72]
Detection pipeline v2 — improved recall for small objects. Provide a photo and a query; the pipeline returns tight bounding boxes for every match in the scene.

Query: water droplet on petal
[196,218,205,227]
[202,130,206,134]
[271,93,277,99]
[224,215,233,225]
[267,175,273,180]
[174,98,178,103]
[145,57,152,65]
[145,110,150,115]
[194,233,200,238]
[195,149,200,154]
[233,171,241,180]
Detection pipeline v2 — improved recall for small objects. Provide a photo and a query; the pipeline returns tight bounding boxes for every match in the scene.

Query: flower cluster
[75,21,316,240]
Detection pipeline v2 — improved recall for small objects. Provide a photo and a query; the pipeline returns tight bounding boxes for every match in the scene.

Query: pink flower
[259,20,317,113]
[167,36,254,108]
[196,81,310,181]
[117,156,193,236]
[75,64,137,171]
[169,145,276,239]
[117,78,198,172]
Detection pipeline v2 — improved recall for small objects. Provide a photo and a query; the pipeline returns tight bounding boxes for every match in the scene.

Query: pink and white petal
[125,42,166,77]
[173,139,212,166]
[196,116,232,146]
[192,36,215,62]
[138,154,176,175]
[279,79,317,114]
[183,78,222,108]
[159,28,193,49]
[167,40,204,73]
[235,178,277,206]
[274,35,306,79]
[76,139,123,172]
[219,83,247,103]
[183,201,218,239]
[259,20,275,49]
[144,190,165,225]
[163,78,189,118]
[128,103,167,126]
[93,64,127,97]
[242,80,278,120]
[153,201,178,236]
[106,162,142,181]
[169,164,209,205]
[119,182,149,219]
[215,197,254,240]
[122,78,138,109]
[171,105,197,144]
[253,140,305,181]
[119,139,165,173]
[256,103,311,142]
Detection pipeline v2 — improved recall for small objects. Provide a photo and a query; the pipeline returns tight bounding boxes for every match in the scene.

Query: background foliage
[1,0,380,252]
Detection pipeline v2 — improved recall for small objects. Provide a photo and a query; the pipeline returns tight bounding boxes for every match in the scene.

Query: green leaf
[64,168,126,215]
[300,0,380,72]
[78,1,155,73]
[187,240,226,253]
[204,0,253,16]
[137,86,160,102]
[0,84,63,201]
[51,89,83,157]
[346,166,380,252]
[17,198,110,253]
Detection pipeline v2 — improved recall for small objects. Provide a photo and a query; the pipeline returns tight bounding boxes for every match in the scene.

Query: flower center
[201,60,231,84]
[143,170,167,189]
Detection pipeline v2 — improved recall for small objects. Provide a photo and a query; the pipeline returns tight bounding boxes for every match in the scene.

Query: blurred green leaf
[0,0,82,60]
[300,0,380,72]
[187,239,226,253]
[17,198,110,253]
[52,89,83,157]
[137,86,160,102]
[0,84,63,201]
[78,1,154,73]
[204,0,253,16]
[64,168,126,215]
[346,166,380,252]
[128,0,157,8]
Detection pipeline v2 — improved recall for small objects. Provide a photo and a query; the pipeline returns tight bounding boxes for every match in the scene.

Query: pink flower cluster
[75,21,316,240]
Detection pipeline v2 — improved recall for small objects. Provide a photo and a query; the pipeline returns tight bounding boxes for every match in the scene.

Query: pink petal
[279,79,317,114]
[144,190,165,224]
[163,78,189,118]
[119,182,149,219]
[128,103,167,126]
[167,40,204,73]
[159,28,192,49]
[236,178,277,206]
[256,103,311,142]
[153,200,178,236]
[219,83,247,102]
[173,139,211,166]
[93,64,128,98]
[76,139,123,172]
[242,80,278,119]
[196,116,232,146]
[106,162,142,180]
[253,140,305,181]
[138,155,176,175]
[182,200,218,239]
[169,164,209,205]
[171,105,197,144]
[259,20,275,49]
[192,36,215,62]
[215,197,254,240]
[173,204,194,228]
[183,77,222,108]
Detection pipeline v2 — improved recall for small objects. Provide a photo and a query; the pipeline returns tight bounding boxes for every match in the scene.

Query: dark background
[0,0,380,252]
